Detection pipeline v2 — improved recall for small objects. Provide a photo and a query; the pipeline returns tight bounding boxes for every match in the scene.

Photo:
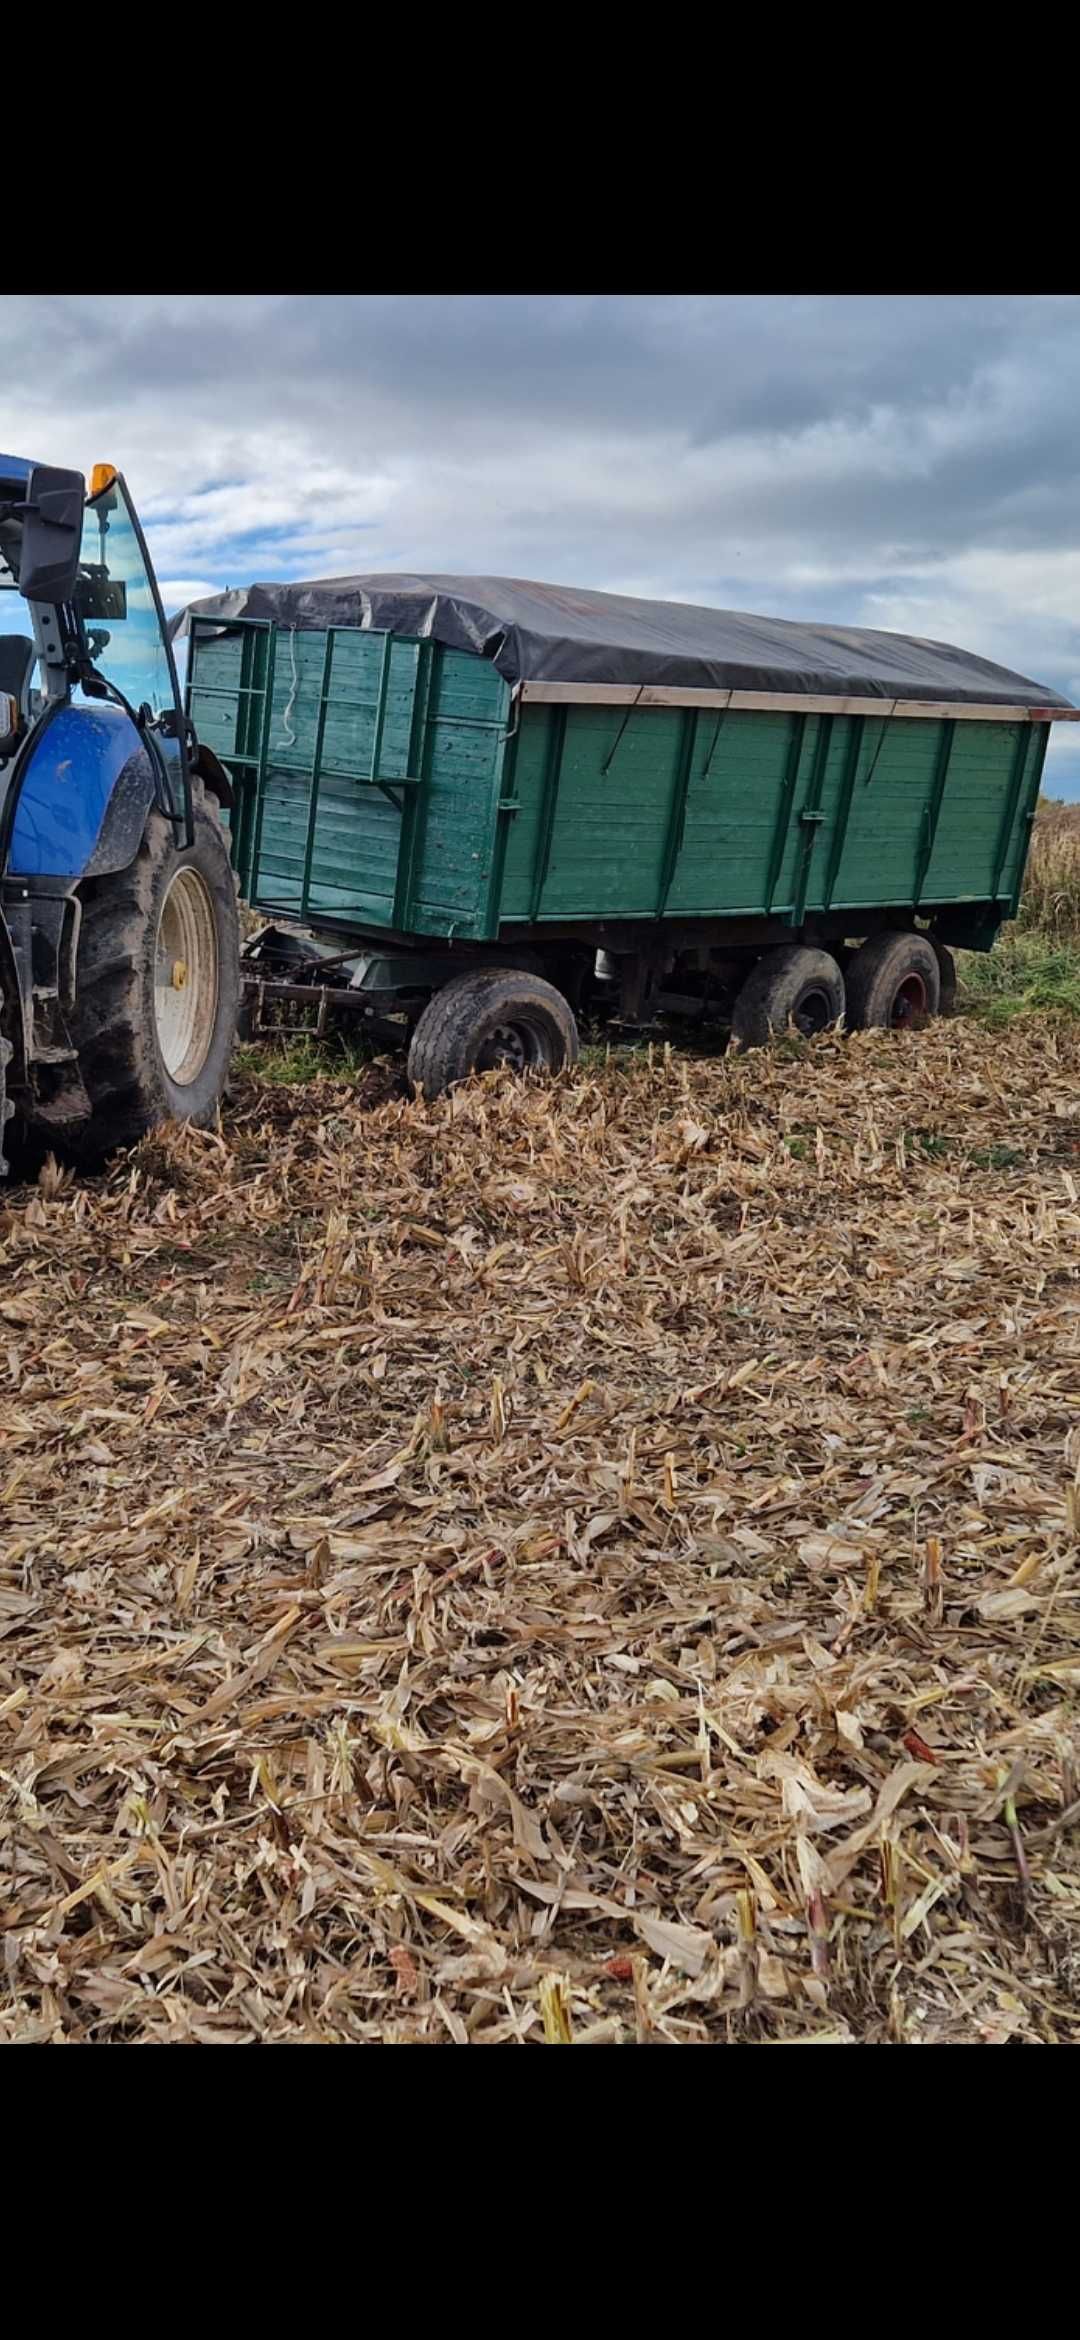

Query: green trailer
[179,574,1077,1092]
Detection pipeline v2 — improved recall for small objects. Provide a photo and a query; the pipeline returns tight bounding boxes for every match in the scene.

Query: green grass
[233,1034,375,1085]
[957,932,1080,1026]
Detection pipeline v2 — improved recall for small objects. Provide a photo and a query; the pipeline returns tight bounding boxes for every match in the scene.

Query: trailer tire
[407,966,579,1100]
[64,786,241,1158]
[932,940,958,1017]
[730,945,845,1049]
[845,931,940,1031]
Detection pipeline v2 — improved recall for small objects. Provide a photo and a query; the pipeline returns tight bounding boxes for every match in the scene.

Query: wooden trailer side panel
[187,623,510,939]
[497,701,1041,928]
[189,620,1050,944]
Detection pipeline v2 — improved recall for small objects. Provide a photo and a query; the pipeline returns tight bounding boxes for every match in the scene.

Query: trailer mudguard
[5,700,157,881]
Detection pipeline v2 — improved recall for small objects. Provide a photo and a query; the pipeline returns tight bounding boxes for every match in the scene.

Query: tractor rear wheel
[0,1035,12,1177]
[66,785,240,1158]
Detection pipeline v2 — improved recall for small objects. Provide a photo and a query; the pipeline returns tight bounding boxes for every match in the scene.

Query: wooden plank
[529,707,568,922]
[990,726,1038,904]
[764,713,808,914]
[820,716,866,912]
[913,720,956,909]
[792,715,833,927]
[518,681,1078,723]
[655,709,699,918]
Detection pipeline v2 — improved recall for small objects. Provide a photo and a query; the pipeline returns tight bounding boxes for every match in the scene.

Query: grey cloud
[4,293,1080,793]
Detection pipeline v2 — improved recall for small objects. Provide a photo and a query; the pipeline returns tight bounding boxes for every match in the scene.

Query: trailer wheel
[64,786,241,1157]
[407,966,579,1100]
[845,931,940,1031]
[730,945,845,1049]
[932,940,958,1017]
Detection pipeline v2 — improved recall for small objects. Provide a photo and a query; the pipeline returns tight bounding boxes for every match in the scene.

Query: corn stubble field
[0,810,1078,2045]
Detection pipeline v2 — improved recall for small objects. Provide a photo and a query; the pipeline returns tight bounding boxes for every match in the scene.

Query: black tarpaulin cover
[173,573,1073,709]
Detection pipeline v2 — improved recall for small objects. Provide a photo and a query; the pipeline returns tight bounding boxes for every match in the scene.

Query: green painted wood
[791,714,833,925]
[529,706,568,921]
[919,722,1015,904]
[298,630,336,922]
[821,717,865,910]
[1003,723,1049,915]
[764,715,808,912]
[190,620,1047,943]
[656,709,699,916]
[990,724,1037,905]
[913,720,956,907]
[392,638,436,930]
[190,620,509,940]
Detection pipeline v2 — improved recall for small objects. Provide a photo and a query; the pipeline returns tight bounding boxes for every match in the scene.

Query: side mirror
[18,465,84,605]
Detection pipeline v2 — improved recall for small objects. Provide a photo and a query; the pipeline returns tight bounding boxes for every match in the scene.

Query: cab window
[78,480,175,718]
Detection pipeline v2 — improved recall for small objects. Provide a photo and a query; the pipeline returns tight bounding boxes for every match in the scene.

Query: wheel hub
[154,868,219,1084]
[890,972,928,1027]
[794,987,833,1037]
[478,1021,531,1072]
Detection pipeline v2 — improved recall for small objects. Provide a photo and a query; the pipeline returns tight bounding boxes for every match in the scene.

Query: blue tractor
[0,457,240,1170]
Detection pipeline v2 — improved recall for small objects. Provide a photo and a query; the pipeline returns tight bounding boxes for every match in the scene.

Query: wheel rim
[476,1017,552,1073]
[793,986,835,1037]
[889,971,928,1028]
[154,868,219,1084]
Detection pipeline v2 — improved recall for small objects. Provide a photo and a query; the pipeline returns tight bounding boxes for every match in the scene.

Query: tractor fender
[5,700,158,881]
[84,747,159,876]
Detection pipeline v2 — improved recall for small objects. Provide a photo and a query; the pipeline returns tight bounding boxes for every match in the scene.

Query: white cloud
[4,294,1079,797]
[157,579,221,613]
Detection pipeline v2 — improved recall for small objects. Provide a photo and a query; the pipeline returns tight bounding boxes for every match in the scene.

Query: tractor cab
[0,455,183,768]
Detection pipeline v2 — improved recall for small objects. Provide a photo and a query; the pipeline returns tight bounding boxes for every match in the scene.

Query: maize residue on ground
[1,1017,1078,2043]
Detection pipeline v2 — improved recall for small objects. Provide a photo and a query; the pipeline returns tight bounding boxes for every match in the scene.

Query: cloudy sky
[4,292,1080,794]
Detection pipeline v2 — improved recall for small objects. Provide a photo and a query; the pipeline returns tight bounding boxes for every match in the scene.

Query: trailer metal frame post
[185,616,274,898]
[1007,721,1051,918]
[529,705,568,923]
[245,624,279,908]
[478,680,521,942]
[990,723,1038,908]
[765,712,808,915]
[791,714,833,928]
[392,640,436,931]
[298,630,337,924]
[233,623,268,898]
[369,632,393,787]
[821,715,865,912]
[655,708,699,918]
[913,718,956,909]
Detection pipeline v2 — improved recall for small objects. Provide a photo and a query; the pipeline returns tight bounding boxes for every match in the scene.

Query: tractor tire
[730,945,845,1049]
[0,1035,12,1177]
[65,785,240,1158]
[845,931,940,1031]
[408,965,579,1100]
[932,940,958,1017]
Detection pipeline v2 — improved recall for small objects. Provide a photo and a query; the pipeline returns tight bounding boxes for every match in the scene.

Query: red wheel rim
[890,971,928,1027]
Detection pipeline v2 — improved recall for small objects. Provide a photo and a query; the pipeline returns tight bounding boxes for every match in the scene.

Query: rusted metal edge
[516,682,1079,722]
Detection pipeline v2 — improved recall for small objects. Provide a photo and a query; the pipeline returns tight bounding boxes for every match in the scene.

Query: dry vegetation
[958,796,1080,1023]
[1,1014,1077,2043]
[1018,798,1080,943]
